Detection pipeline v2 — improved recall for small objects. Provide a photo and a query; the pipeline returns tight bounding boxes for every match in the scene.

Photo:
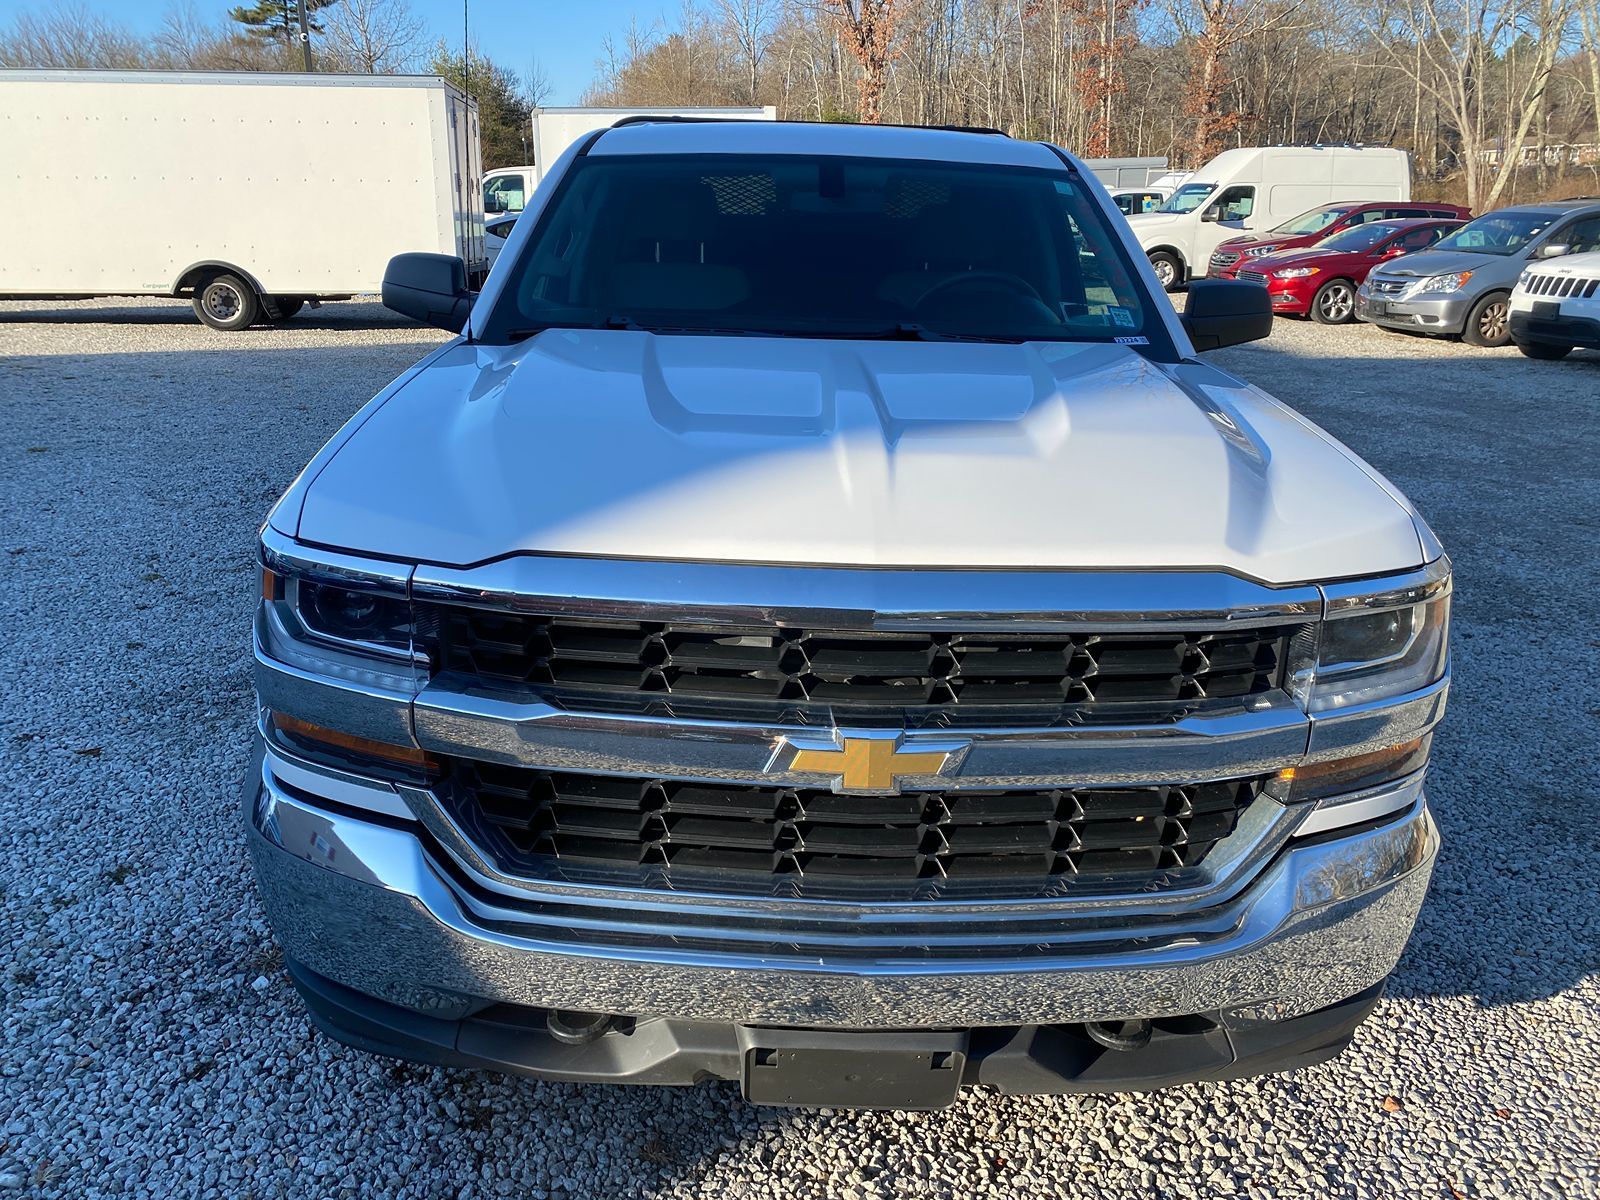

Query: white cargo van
[0,70,485,329]
[1127,146,1410,289]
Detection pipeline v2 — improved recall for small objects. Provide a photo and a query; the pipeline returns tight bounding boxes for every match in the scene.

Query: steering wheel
[915,271,1046,308]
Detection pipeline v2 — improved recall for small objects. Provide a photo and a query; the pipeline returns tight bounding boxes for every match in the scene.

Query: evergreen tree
[429,42,533,169]
[229,0,339,66]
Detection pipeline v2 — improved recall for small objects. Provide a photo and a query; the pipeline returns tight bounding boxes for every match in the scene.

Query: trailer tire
[193,273,260,331]
[1147,251,1183,292]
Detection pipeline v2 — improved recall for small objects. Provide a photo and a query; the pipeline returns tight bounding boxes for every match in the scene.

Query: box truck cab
[1128,146,1411,289]
[483,166,535,215]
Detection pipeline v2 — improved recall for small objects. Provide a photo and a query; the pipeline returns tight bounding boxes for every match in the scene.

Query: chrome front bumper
[246,745,1438,1029]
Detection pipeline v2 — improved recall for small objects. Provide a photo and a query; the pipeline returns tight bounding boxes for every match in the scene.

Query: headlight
[257,539,422,692]
[1301,560,1451,712]
[1516,270,1532,289]
[1418,271,1473,293]
[1247,245,1277,257]
[1275,266,1319,278]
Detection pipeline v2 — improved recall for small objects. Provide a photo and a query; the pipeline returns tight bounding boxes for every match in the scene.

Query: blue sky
[0,0,675,103]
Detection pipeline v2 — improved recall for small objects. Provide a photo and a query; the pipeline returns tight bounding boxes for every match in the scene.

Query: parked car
[1110,186,1171,216]
[1357,198,1600,346]
[484,213,518,269]
[1239,218,1464,323]
[250,119,1449,1110]
[1509,249,1600,358]
[1127,145,1413,290]
[1210,202,1471,279]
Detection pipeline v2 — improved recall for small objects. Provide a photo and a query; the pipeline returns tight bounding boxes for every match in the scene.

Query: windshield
[1432,211,1558,256]
[482,153,1169,352]
[1313,223,1395,253]
[1272,206,1349,236]
[1160,183,1215,214]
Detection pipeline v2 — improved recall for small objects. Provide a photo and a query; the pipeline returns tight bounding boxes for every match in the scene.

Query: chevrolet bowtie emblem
[772,732,968,794]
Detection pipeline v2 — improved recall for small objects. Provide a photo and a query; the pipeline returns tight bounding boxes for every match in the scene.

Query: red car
[1237,218,1465,323]
[1208,201,1471,279]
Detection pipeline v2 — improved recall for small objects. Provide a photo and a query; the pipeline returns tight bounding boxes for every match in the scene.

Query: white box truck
[0,70,486,329]
[1126,145,1410,289]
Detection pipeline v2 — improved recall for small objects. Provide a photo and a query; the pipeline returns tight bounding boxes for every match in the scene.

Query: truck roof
[0,68,466,95]
[587,118,1068,171]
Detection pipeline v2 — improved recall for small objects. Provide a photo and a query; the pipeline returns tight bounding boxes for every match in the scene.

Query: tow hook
[1084,1019,1153,1052]
[546,1009,613,1045]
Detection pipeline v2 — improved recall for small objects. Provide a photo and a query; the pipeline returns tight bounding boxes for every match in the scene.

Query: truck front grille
[427,609,1292,725]
[440,761,1264,900]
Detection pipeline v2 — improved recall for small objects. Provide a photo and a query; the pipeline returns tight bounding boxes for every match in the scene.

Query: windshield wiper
[505,315,645,342]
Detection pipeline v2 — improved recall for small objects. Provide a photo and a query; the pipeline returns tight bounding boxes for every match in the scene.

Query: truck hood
[288,332,1425,582]
[1125,212,1185,244]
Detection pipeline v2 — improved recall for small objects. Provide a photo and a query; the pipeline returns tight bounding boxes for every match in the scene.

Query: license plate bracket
[1367,299,1389,316]
[740,1028,968,1109]
[1531,300,1560,319]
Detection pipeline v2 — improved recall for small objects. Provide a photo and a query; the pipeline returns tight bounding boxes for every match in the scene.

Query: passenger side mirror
[1534,242,1570,259]
[1200,206,1221,223]
[382,252,474,333]
[1180,279,1272,352]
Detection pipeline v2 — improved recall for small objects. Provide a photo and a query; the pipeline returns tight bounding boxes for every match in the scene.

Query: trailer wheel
[193,273,260,331]
[267,298,305,321]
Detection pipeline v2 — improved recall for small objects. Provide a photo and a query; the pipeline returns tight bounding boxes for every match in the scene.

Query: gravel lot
[1,299,1597,1200]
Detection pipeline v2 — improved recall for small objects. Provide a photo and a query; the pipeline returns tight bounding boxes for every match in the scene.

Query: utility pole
[298,0,313,72]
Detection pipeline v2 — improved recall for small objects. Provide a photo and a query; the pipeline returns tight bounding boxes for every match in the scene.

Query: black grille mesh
[443,761,1263,899]
[428,610,1290,722]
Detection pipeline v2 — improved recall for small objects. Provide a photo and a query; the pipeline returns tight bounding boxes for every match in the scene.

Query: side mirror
[1380,244,1409,258]
[1534,242,1570,259]
[1200,206,1221,223]
[1181,279,1273,352]
[382,253,474,333]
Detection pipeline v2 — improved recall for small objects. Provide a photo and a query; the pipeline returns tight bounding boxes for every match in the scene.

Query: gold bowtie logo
[775,732,967,794]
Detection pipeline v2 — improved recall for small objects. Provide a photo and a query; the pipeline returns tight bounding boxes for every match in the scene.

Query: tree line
[4,0,1599,206]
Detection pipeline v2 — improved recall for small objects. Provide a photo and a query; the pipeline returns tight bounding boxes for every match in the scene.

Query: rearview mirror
[382,252,474,333]
[1200,206,1221,223]
[1181,279,1272,352]
[1534,242,1570,259]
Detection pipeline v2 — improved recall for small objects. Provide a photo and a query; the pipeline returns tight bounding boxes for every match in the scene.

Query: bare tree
[1174,0,1308,163]
[0,2,145,67]
[321,0,426,73]
[720,0,778,102]
[1367,0,1580,207]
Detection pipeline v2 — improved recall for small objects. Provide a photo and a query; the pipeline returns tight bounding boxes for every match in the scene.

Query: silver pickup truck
[247,119,1448,1109]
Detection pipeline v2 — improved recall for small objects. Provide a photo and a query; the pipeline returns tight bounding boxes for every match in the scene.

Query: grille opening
[424,608,1293,726]
[441,760,1266,901]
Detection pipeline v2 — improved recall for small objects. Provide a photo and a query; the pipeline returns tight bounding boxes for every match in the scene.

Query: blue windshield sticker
[1108,306,1136,328]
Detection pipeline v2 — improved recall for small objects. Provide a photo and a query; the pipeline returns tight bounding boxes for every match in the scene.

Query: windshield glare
[484,153,1165,350]
[1272,206,1348,236]
[1432,211,1557,256]
[1161,183,1215,214]
[1314,223,1394,253]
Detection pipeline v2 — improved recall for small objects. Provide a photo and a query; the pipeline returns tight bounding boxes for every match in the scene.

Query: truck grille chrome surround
[439,760,1265,901]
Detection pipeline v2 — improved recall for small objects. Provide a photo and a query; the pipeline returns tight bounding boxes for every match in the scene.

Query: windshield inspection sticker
[1113,335,1149,345]
[1108,306,1136,328]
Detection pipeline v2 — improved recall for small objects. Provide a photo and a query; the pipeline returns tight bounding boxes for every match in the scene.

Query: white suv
[1510,249,1600,359]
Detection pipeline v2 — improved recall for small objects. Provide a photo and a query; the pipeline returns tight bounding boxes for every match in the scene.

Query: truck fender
[170,260,266,299]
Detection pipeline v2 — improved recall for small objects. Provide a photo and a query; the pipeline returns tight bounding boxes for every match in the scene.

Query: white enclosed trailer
[0,70,486,329]
[529,106,778,187]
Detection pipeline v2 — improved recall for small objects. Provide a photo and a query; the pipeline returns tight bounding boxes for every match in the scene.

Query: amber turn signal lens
[1277,736,1430,802]
[261,567,283,601]
[270,711,436,770]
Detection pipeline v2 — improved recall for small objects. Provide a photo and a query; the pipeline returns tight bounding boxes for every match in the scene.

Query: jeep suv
[1357,198,1600,346]
[248,120,1448,1109]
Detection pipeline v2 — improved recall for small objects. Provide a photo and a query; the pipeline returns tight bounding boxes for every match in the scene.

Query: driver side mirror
[383,252,474,333]
[1181,279,1272,352]
[1534,242,1570,259]
[1200,206,1221,223]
